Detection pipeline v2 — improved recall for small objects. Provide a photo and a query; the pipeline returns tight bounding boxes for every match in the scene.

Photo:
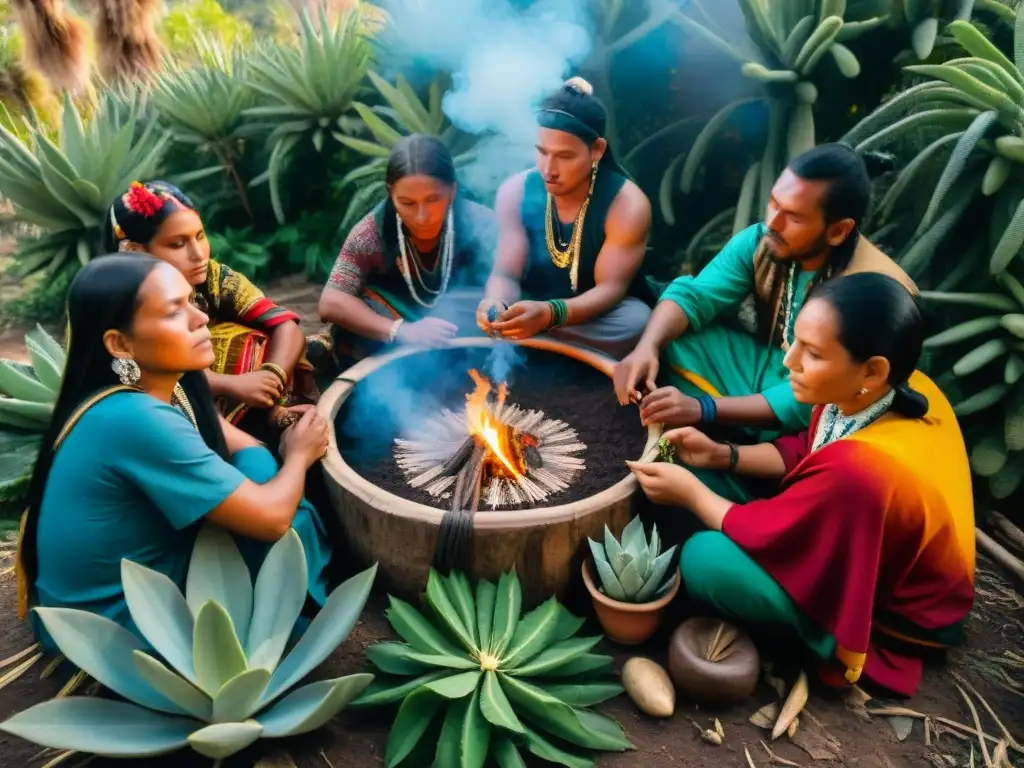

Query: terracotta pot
[582,559,680,645]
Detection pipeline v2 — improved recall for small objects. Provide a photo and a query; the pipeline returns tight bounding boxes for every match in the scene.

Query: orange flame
[465,369,520,478]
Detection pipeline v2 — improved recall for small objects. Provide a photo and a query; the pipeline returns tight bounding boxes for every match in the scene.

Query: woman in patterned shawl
[310,134,496,373]
[103,181,317,430]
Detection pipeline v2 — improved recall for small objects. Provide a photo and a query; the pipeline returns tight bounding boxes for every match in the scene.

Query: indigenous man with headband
[614,143,917,439]
[476,77,654,359]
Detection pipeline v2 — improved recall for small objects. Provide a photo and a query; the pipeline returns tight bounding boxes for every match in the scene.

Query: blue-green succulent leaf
[33,607,188,716]
[193,601,248,697]
[122,559,197,684]
[602,525,625,564]
[260,563,377,707]
[257,674,373,738]
[0,698,194,756]
[187,720,263,759]
[246,528,307,672]
[617,561,645,598]
[591,555,626,600]
[634,547,679,603]
[132,651,213,721]
[212,668,270,723]
[186,524,254,643]
[619,516,646,555]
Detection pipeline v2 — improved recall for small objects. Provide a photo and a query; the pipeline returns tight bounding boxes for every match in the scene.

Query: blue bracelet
[698,394,717,425]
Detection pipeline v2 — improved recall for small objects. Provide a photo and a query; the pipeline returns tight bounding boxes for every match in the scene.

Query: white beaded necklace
[397,205,455,309]
[812,389,895,453]
[780,263,797,352]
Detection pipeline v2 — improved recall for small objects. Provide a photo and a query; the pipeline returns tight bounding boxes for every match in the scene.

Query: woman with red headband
[103,181,318,432]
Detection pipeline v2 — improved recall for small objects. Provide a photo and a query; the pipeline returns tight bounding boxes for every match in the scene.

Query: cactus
[587,517,678,604]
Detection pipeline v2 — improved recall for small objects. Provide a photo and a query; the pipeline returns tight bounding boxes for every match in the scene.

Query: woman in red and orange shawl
[103,181,318,431]
[628,273,974,696]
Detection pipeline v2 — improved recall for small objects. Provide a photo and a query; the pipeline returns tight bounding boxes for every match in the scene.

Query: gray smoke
[336,0,594,451]
[374,0,593,198]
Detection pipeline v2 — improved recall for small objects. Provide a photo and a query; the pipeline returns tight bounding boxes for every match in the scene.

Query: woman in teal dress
[15,254,334,651]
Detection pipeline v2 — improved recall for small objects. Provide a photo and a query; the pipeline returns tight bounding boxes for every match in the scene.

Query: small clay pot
[668,616,760,708]
[582,560,680,645]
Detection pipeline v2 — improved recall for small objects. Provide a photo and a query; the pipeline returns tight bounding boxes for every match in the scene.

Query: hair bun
[860,150,896,179]
[564,76,594,96]
[892,382,929,419]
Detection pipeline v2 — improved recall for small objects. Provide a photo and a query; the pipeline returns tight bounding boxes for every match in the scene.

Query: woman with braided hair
[310,134,496,374]
[103,181,318,432]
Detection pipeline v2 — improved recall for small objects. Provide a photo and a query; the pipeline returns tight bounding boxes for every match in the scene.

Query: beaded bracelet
[546,298,569,329]
[260,362,288,387]
[697,394,717,425]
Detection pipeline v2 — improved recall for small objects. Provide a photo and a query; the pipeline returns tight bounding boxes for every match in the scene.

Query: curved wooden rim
[318,336,662,529]
[582,559,681,612]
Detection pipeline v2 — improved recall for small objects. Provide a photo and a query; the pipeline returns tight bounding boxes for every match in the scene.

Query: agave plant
[667,0,872,236]
[242,3,371,223]
[0,324,64,432]
[843,13,1024,279]
[921,272,1024,498]
[151,48,257,216]
[333,72,477,236]
[587,517,678,604]
[891,0,977,61]
[0,525,377,760]
[353,568,630,768]
[0,90,170,278]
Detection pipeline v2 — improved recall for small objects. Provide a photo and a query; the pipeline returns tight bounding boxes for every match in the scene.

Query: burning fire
[465,369,521,478]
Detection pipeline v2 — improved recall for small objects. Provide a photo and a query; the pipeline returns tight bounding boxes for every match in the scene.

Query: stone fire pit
[318,337,660,605]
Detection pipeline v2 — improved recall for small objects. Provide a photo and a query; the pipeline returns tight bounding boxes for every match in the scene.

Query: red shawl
[722,372,976,696]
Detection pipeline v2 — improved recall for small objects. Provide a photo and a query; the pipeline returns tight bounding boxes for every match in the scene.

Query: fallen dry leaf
[750,702,780,729]
[887,715,915,742]
[773,671,809,740]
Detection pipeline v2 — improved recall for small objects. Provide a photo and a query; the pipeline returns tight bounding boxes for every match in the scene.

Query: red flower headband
[123,181,165,218]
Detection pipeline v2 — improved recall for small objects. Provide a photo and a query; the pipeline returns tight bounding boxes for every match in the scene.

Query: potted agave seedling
[582,516,679,645]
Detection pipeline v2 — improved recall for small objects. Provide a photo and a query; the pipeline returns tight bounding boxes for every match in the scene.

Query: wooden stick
[952,671,1024,752]
[987,511,1024,558]
[976,528,1024,584]
[955,683,994,767]
[440,435,477,477]
[867,706,1018,753]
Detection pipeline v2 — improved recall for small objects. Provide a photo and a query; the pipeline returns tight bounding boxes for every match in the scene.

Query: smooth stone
[621,656,676,717]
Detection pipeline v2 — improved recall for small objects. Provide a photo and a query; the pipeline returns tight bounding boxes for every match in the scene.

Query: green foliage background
[2,0,1024,511]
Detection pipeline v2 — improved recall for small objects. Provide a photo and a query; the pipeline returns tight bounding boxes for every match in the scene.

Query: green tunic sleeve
[658,223,763,332]
[763,379,813,430]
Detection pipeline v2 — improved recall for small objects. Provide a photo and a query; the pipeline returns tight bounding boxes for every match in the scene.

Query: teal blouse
[31,391,332,650]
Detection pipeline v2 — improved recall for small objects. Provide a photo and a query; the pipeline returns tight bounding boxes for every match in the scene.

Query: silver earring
[111,357,141,386]
[858,387,868,396]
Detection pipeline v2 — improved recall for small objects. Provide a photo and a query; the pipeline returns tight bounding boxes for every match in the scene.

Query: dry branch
[976,528,1024,584]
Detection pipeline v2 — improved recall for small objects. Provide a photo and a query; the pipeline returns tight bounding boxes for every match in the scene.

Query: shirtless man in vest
[475,77,654,359]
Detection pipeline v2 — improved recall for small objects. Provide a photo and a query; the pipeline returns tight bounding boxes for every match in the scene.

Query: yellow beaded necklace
[171,383,198,430]
[544,164,598,293]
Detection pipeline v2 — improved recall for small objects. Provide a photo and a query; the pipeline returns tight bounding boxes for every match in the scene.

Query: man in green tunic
[613,143,917,440]
[475,77,654,359]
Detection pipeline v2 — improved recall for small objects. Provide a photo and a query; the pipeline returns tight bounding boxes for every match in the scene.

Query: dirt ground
[2,278,1023,767]
[1,538,1023,768]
